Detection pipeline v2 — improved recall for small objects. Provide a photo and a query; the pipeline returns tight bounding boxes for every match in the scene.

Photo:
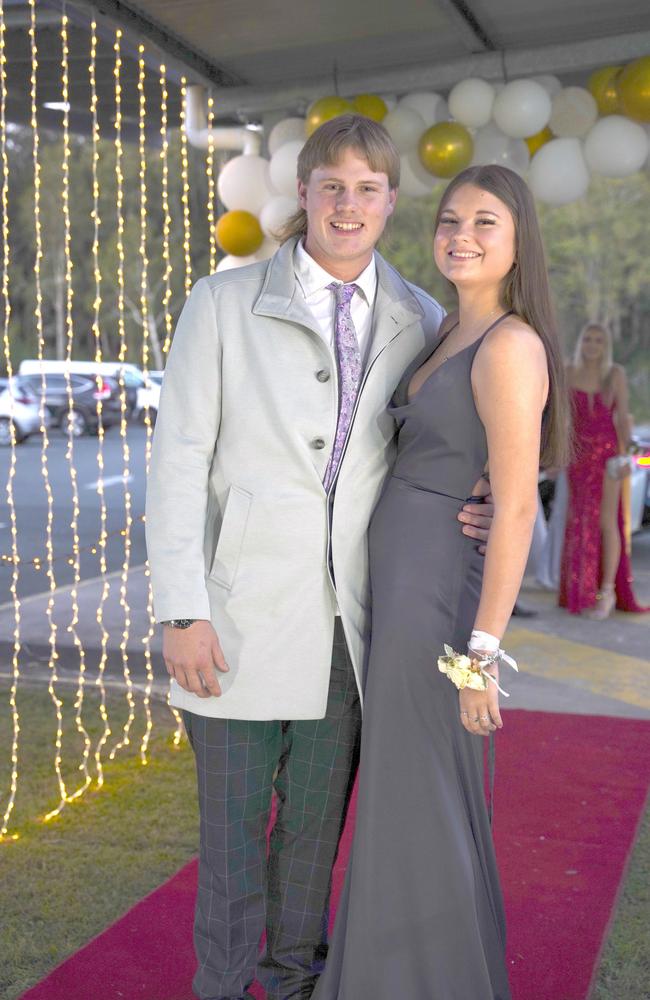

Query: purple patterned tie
[323,282,362,491]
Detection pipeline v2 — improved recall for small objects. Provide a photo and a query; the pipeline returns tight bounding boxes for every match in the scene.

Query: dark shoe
[512,603,538,618]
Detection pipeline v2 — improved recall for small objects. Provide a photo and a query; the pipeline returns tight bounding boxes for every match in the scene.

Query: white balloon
[448,78,495,128]
[269,139,304,198]
[584,115,650,178]
[268,117,305,155]
[379,93,398,111]
[492,79,552,138]
[382,105,426,153]
[259,195,298,238]
[217,154,276,213]
[254,236,280,261]
[471,123,530,175]
[528,138,590,205]
[399,91,447,126]
[549,87,598,138]
[216,253,258,272]
[530,74,563,98]
[399,153,437,197]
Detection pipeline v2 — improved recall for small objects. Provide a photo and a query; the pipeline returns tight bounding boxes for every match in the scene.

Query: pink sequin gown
[559,388,647,614]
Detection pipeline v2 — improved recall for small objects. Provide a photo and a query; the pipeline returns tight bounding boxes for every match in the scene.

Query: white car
[630,426,650,533]
[134,371,163,423]
[0,376,49,446]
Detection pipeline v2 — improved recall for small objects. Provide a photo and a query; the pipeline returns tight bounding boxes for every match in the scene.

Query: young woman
[313,165,567,1000]
[559,322,647,617]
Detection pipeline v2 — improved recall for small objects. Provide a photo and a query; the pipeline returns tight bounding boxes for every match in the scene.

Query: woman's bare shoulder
[480,315,546,363]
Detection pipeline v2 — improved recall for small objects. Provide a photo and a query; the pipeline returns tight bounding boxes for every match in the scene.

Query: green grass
[592,806,650,1000]
[0,680,198,999]
[1,681,648,1000]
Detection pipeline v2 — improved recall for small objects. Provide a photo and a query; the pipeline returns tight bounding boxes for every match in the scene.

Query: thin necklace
[441,305,503,363]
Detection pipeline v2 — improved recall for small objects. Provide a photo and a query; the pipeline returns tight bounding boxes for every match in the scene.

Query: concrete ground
[0,533,648,719]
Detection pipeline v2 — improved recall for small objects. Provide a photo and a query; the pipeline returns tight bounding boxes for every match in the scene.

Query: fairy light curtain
[0,0,220,842]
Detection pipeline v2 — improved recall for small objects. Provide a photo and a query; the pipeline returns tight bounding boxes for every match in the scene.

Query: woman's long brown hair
[435,164,569,468]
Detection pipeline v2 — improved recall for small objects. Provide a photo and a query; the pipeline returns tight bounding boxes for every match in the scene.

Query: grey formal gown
[313,317,512,1000]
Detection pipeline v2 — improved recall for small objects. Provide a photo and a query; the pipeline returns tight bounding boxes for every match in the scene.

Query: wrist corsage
[437,644,518,697]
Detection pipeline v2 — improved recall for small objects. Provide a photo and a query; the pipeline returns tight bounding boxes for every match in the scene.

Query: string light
[108,28,136,762]
[206,90,217,274]
[0,0,21,844]
[137,43,154,764]
[0,517,146,569]
[159,65,173,356]
[179,77,193,296]
[88,17,111,787]
[25,0,68,825]
[60,8,92,807]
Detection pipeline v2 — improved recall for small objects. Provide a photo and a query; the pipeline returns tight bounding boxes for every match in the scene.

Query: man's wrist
[162,618,197,629]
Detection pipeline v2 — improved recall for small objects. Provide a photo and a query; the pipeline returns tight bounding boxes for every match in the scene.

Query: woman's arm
[611,365,632,452]
[458,320,548,734]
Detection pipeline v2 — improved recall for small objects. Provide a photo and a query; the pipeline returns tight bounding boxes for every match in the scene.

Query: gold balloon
[525,126,553,157]
[353,93,388,121]
[305,96,354,136]
[618,56,650,122]
[418,122,473,178]
[587,65,622,116]
[216,210,264,257]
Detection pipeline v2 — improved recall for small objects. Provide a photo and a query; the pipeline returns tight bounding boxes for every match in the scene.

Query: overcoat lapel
[365,253,426,370]
[252,238,329,346]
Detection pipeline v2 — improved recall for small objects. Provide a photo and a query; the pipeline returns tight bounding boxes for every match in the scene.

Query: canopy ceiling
[2,0,650,136]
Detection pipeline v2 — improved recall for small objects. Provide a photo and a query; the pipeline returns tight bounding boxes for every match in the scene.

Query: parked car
[18,359,144,418]
[134,370,163,423]
[0,375,48,445]
[630,426,650,531]
[19,372,121,437]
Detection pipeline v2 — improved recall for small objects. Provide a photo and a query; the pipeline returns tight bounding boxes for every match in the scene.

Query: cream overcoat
[145,238,444,719]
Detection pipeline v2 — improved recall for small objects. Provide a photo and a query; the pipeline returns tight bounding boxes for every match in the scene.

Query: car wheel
[0,417,19,446]
[138,407,157,425]
[61,409,87,438]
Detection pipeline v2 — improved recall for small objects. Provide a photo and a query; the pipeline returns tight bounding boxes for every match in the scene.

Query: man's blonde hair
[276,113,401,243]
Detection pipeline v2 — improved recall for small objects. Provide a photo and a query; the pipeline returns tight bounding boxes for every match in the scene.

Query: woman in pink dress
[559,321,647,617]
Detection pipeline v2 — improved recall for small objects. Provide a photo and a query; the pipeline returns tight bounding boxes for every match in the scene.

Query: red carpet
[21,710,650,1000]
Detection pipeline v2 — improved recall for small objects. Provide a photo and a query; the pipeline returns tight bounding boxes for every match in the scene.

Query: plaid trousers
[182,619,361,1000]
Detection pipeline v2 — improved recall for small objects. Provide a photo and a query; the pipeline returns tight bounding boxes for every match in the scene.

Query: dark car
[21,372,122,437]
[118,367,145,418]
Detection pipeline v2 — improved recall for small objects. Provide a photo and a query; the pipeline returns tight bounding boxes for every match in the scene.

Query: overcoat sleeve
[145,277,221,622]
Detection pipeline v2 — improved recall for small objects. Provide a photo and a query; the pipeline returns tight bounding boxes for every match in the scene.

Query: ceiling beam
[433,0,496,52]
[70,0,245,88]
[208,30,650,118]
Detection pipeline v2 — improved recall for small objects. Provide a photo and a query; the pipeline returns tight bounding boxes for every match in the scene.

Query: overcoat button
[316,369,330,382]
[311,438,326,450]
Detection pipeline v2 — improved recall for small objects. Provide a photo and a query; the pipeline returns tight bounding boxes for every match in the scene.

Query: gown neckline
[406,311,513,405]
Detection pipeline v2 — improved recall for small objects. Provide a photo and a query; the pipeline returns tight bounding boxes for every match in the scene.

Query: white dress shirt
[293,240,377,367]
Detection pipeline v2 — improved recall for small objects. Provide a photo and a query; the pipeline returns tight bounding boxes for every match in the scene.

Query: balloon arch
[207,57,650,269]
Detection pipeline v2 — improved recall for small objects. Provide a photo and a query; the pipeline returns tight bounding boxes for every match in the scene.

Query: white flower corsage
[437,644,518,697]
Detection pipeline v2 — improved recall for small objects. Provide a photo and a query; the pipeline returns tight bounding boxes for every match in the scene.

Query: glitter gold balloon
[587,65,622,116]
[305,96,354,136]
[353,93,388,121]
[418,122,473,178]
[618,56,650,122]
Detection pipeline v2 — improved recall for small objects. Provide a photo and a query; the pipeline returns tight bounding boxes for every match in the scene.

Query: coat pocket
[208,485,252,590]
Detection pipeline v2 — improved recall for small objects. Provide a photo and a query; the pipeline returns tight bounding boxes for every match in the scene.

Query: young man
[145,114,492,1000]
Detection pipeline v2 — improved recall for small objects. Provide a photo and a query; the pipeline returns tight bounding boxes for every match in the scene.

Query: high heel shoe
[587,586,616,620]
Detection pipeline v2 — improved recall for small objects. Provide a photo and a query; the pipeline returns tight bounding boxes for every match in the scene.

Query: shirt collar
[294,239,377,305]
